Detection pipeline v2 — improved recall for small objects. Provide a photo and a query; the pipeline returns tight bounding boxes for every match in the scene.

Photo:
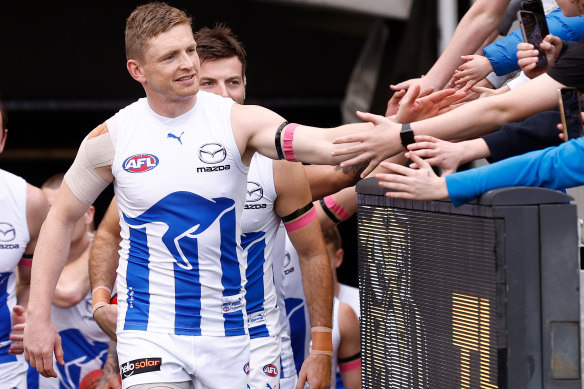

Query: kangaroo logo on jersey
[120,357,162,380]
[263,364,278,377]
[56,328,108,387]
[246,182,263,202]
[123,154,159,173]
[167,131,184,145]
[0,223,15,242]
[199,143,226,164]
[243,362,250,375]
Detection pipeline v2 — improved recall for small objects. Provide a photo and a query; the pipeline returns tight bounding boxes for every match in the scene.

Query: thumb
[355,110,383,125]
[54,335,65,366]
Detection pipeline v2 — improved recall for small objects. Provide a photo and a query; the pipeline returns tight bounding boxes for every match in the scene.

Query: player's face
[140,24,201,103]
[199,56,245,105]
[557,0,582,16]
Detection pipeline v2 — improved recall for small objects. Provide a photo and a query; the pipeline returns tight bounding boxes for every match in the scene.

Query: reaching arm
[89,197,121,341]
[303,164,364,202]
[332,72,565,177]
[415,0,509,91]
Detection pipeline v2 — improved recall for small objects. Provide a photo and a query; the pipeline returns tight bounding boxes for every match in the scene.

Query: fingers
[418,87,435,98]
[354,110,384,125]
[406,152,432,170]
[401,83,421,105]
[55,334,65,366]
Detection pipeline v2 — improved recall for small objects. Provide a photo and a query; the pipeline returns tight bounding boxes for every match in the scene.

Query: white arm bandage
[64,130,114,206]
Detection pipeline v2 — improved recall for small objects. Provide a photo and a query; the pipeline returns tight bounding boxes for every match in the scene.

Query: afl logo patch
[263,364,278,377]
[0,223,16,242]
[243,362,250,375]
[246,182,263,202]
[199,143,226,164]
[123,154,159,173]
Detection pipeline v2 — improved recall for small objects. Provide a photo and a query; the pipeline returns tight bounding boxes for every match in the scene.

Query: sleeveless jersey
[0,169,29,371]
[39,289,109,389]
[338,283,360,319]
[330,298,341,389]
[282,234,311,374]
[241,154,281,339]
[241,155,297,378]
[109,91,249,336]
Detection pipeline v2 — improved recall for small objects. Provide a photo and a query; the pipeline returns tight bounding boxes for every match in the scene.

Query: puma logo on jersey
[123,154,159,173]
[167,131,184,144]
[0,223,16,242]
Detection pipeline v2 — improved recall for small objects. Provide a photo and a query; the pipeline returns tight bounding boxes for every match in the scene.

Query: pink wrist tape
[283,123,299,162]
[324,195,351,221]
[284,206,317,232]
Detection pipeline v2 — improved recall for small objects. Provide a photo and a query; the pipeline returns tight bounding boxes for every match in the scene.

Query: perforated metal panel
[358,205,499,389]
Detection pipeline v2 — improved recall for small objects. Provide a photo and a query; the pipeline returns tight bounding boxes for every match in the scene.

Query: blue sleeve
[483,9,584,76]
[445,137,584,207]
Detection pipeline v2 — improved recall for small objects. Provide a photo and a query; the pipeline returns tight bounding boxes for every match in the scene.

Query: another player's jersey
[241,154,281,339]
[282,234,311,374]
[0,169,29,369]
[273,225,297,379]
[39,290,109,389]
[110,92,249,336]
[338,283,360,319]
[330,298,341,389]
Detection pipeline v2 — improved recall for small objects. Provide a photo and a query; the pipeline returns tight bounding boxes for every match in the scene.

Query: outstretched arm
[333,72,564,177]
[273,161,333,389]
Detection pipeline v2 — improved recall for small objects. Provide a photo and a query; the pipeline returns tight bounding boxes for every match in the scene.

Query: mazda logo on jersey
[120,357,162,380]
[246,182,263,202]
[123,154,159,173]
[199,143,227,164]
[0,223,16,242]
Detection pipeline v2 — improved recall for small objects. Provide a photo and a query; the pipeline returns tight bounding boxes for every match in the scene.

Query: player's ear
[127,59,146,84]
[0,129,8,153]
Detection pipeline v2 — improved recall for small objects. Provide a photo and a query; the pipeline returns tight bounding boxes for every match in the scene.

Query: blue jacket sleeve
[446,137,584,207]
[483,9,584,76]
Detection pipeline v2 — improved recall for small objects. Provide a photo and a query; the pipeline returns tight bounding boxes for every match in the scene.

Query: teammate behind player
[0,99,50,388]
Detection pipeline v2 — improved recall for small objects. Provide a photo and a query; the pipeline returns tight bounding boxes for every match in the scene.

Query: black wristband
[400,123,415,148]
[274,121,288,160]
[21,253,33,259]
[319,198,340,224]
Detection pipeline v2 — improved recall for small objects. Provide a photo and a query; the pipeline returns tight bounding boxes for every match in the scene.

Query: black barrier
[356,178,581,389]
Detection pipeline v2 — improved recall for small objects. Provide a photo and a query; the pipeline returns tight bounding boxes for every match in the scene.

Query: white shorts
[249,335,281,389]
[117,331,249,389]
[0,358,28,389]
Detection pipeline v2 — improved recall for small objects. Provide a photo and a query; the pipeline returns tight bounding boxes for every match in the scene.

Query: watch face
[400,125,415,147]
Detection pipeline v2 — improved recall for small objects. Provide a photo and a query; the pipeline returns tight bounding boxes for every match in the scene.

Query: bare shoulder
[339,302,360,334]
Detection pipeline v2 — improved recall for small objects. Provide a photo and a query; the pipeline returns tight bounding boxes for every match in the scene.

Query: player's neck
[146,93,197,118]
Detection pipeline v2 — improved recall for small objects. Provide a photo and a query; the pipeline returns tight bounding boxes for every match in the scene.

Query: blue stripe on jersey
[220,207,246,335]
[123,226,151,330]
[0,272,16,363]
[285,297,307,374]
[241,231,269,338]
[123,192,239,335]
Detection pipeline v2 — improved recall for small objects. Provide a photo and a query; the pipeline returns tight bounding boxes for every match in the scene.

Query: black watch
[400,123,415,148]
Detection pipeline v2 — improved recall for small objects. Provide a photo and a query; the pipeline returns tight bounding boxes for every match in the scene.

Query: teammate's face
[0,115,6,153]
[199,56,245,105]
[137,24,201,104]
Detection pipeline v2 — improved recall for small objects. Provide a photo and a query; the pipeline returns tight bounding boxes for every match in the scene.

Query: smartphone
[558,87,583,141]
[517,10,548,67]
[520,0,550,37]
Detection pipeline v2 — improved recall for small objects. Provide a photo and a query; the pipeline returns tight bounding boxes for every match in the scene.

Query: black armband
[319,198,340,224]
[282,202,314,223]
[274,121,288,160]
[338,351,361,364]
[21,253,33,259]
